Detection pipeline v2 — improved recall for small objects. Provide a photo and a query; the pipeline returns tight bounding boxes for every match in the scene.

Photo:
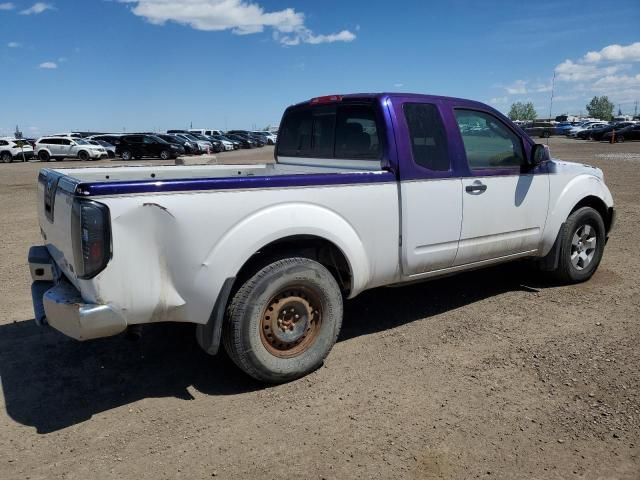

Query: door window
[403,103,450,171]
[454,110,524,170]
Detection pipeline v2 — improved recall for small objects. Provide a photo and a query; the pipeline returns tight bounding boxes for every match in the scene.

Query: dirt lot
[0,139,638,479]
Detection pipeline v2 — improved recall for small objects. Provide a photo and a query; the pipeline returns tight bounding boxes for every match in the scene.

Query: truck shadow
[0,263,542,433]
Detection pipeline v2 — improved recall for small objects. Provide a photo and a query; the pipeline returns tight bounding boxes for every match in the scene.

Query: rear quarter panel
[87,182,400,327]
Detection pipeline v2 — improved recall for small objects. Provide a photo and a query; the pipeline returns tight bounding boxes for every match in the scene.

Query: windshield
[75,139,89,145]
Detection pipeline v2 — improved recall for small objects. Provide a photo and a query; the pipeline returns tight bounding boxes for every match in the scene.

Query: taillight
[71,200,111,279]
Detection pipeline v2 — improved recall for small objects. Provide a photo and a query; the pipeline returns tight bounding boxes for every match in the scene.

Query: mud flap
[195,277,235,355]
[537,222,566,271]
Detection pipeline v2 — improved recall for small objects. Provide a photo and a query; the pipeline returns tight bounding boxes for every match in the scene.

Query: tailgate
[37,170,81,288]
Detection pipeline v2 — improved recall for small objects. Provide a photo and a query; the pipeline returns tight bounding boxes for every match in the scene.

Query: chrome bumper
[29,245,127,340]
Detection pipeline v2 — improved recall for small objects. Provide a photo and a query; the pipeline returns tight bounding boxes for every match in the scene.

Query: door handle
[465,182,487,193]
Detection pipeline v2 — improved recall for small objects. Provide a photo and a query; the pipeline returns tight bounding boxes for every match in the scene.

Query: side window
[143,136,155,144]
[61,139,72,145]
[454,110,524,169]
[0,140,7,146]
[403,103,450,171]
[335,105,380,159]
[127,136,142,143]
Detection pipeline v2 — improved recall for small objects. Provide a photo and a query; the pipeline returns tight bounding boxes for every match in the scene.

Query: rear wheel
[1,152,12,163]
[38,150,50,162]
[546,207,606,284]
[617,135,625,143]
[222,257,343,383]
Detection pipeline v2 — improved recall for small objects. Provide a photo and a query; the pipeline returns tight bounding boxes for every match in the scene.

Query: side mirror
[530,143,550,167]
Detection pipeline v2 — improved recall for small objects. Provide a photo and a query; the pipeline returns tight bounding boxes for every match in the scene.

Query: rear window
[277,103,381,160]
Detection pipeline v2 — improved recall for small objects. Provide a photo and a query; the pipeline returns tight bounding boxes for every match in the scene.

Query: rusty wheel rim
[260,286,323,358]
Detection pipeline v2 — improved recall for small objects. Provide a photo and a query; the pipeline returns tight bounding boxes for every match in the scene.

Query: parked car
[0,138,35,162]
[116,134,184,160]
[156,134,198,155]
[524,122,555,138]
[35,137,108,161]
[188,133,220,153]
[210,135,236,151]
[226,133,256,148]
[88,139,116,158]
[215,135,241,149]
[602,123,640,142]
[190,129,224,136]
[568,122,608,137]
[251,131,277,145]
[582,122,635,141]
[88,134,123,146]
[173,133,210,154]
[29,92,615,383]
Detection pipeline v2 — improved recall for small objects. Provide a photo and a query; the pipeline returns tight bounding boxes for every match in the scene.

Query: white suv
[35,137,108,162]
[0,138,35,163]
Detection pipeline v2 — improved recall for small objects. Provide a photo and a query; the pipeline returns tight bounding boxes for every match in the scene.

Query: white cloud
[505,79,528,95]
[583,42,640,64]
[593,73,640,90]
[20,2,54,15]
[0,2,15,10]
[554,59,628,82]
[119,0,356,45]
[38,61,57,69]
[7,41,21,48]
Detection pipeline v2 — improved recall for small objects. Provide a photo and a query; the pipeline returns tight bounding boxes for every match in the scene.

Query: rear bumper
[29,245,127,340]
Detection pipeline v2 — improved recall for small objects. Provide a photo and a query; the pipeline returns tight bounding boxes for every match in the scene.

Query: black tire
[617,135,625,143]
[78,150,90,161]
[546,207,606,284]
[38,150,50,162]
[121,150,133,161]
[160,150,170,160]
[222,257,343,383]
[541,131,550,139]
[1,152,12,163]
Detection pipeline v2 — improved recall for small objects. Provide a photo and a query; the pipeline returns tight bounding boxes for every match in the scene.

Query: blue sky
[1,0,639,136]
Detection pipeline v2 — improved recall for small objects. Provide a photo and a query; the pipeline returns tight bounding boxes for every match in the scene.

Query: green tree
[508,102,537,121]
[586,96,614,121]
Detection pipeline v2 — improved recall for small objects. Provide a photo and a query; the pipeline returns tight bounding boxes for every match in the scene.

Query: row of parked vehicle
[0,129,278,163]
[522,120,640,142]
[562,121,640,142]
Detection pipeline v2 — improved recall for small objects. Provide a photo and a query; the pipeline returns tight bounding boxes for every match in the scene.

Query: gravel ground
[0,139,638,479]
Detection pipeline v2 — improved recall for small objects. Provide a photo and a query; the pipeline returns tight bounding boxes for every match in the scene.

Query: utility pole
[548,71,556,121]
[634,100,638,118]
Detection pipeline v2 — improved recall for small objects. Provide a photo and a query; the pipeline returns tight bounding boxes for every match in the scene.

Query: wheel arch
[541,175,614,256]
[570,195,614,233]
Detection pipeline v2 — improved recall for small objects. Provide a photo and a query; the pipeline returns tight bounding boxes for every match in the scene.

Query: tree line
[508,96,616,121]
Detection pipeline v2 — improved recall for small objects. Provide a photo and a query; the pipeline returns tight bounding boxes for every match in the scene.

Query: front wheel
[222,257,343,383]
[616,135,625,143]
[160,150,171,160]
[546,207,606,284]
[121,150,133,161]
[38,150,50,162]
[78,150,90,161]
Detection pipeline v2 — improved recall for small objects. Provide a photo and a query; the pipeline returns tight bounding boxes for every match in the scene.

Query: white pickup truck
[29,93,615,383]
